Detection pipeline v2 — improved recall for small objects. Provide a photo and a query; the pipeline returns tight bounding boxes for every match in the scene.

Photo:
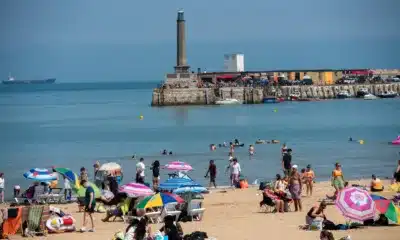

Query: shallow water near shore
[1,82,399,199]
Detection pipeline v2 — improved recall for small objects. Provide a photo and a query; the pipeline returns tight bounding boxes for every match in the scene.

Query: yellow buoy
[359,140,364,145]
[139,115,144,120]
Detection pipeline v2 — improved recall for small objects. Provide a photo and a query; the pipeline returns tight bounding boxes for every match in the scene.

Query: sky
[0,0,399,82]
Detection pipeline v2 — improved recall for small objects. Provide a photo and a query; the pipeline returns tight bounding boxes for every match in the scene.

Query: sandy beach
[3,180,399,240]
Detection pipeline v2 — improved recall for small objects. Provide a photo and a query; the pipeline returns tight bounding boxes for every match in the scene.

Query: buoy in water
[273,109,277,113]
[358,140,364,145]
[139,115,144,120]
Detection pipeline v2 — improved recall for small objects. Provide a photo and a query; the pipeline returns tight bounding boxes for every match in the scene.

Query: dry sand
[5,180,400,240]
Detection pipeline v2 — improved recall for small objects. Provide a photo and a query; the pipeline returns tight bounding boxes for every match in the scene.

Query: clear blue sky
[0,0,399,82]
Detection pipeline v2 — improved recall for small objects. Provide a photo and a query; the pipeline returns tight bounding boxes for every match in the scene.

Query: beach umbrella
[74,181,101,198]
[173,186,209,194]
[158,178,201,191]
[99,162,121,171]
[119,182,154,197]
[136,192,184,209]
[164,161,193,171]
[335,187,376,222]
[53,167,80,188]
[374,199,400,224]
[23,168,57,182]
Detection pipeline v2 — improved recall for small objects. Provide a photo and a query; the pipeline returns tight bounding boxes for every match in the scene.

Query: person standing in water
[205,160,217,188]
[230,158,241,187]
[229,142,235,155]
[136,158,145,184]
[282,149,292,177]
[248,145,255,159]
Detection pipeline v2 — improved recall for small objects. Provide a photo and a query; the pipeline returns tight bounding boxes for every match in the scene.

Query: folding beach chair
[259,195,276,213]
[24,206,48,237]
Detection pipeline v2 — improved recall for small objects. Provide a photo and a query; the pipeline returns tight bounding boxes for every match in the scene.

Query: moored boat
[215,98,242,105]
[356,88,369,98]
[363,93,377,100]
[263,97,284,103]
[337,90,352,99]
[377,91,398,98]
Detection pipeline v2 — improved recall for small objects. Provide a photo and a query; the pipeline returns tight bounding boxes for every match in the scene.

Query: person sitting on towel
[370,174,384,192]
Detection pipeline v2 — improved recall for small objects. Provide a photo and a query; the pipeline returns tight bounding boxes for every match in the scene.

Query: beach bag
[309,219,323,231]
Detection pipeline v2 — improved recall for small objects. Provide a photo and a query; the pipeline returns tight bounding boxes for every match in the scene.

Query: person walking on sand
[80,180,96,232]
[205,160,217,188]
[230,158,241,188]
[136,158,145,184]
[331,162,345,197]
[394,159,400,183]
[305,165,315,196]
[289,165,302,211]
[150,160,160,191]
[0,173,4,203]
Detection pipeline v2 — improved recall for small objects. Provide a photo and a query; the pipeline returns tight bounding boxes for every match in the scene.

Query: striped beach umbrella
[164,161,193,171]
[23,168,57,182]
[158,178,201,191]
[119,182,154,197]
[53,167,80,188]
[335,187,376,222]
[136,192,184,209]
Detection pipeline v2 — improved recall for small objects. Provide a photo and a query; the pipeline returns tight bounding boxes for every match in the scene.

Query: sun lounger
[161,202,182,222]
[145,211,162,223]
[188,199,205,221]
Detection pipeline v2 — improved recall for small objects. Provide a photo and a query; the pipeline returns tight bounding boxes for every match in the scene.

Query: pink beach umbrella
[335,187,376,222]
[164,161,193,171]
[119,182,154,197]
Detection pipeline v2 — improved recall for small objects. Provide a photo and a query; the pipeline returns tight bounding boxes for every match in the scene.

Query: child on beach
[80,180,96,233]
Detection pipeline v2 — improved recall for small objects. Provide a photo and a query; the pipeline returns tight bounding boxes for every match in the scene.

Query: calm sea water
[1,82,399,199]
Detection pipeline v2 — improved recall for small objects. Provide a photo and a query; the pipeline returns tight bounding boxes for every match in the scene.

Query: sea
[0,82,399,199]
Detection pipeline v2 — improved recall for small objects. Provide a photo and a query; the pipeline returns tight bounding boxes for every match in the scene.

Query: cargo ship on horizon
[2,74,56,85]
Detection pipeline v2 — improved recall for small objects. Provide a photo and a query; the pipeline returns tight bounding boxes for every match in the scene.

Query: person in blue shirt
[80,180,96,232]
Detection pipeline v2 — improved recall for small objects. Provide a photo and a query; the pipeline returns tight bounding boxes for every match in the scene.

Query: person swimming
[349,137,353,142]
[169,151,173,155]
[234,139,239,145]
[162,149,167,155]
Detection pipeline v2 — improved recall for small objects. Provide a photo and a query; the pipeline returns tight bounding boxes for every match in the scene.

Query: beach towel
[2,207,22,238]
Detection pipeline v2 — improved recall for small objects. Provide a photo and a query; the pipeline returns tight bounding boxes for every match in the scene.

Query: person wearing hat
[289,164,302,211]
[305,165,315,196]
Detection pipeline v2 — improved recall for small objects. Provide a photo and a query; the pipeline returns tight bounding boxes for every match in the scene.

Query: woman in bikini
[305,165,315,196]
[331,163,345,198]
[289,165,302,211]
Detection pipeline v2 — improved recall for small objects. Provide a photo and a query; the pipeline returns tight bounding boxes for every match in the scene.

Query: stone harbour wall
[151,83,400,106]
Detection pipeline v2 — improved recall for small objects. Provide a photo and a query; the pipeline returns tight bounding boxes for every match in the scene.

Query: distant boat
[337,90,352,99]
[2,74,56,85]
[363,93,377,100]
[215,98,241,105]
[377,91,398,98]
[356,88,369,98]
[263,97,284,104]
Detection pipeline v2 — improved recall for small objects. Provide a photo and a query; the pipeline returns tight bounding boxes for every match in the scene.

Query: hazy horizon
[1,0,399,82]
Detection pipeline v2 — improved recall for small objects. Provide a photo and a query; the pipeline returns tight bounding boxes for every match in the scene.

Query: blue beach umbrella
[158,178,202,191]
[23,168,57,182]
[173,186,209,194]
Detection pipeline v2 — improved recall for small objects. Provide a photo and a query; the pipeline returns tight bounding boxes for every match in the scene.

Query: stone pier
[151,83,400,106]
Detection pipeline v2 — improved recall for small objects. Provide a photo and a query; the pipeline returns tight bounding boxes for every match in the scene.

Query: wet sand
[4,180,400,240]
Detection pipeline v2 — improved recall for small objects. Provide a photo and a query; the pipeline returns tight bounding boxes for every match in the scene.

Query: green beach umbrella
[53,167,80,188]
[73,181,101,198]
